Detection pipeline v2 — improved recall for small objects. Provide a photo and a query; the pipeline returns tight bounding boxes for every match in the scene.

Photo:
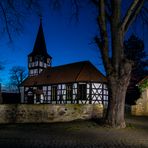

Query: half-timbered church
[21,21,108,105]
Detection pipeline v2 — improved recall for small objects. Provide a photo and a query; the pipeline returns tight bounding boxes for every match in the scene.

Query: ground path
[0,115,148,147]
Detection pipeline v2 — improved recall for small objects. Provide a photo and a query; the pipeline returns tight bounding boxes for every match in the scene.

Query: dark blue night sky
[0,1,148,88]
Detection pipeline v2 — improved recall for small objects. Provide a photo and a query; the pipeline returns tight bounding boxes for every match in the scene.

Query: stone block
[131,88,148,116]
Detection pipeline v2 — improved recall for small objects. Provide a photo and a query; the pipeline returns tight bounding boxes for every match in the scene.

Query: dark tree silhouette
[92,0,147,128]
[9,66,27,94]
[124,34,148,104]
[0,0,41,42]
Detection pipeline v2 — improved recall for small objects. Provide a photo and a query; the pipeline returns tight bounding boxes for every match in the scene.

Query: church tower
[28,20,52,76]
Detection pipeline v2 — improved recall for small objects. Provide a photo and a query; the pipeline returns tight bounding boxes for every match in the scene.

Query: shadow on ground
[0,115,148,147]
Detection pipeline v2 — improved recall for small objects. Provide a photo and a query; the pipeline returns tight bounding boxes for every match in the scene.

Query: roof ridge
[51,60,90,68]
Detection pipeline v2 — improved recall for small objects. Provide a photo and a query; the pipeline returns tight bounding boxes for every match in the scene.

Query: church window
[35,61,38,66]
[30,70,33,75]
[39,69,43,73]
[38,86,42,90]
[78,84,87,100]
[66,84,73,100]
[28,63,31,68]
[39,61,44,67]
[51,85,57,101]
[34,69,38,75]
[47,58,50,64]
[32,62,34,67]
[44,63,47,68]
[29,57,32,62]
[36,94,40,103]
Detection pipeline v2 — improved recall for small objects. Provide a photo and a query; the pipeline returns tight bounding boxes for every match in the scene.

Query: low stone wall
[131,104,148,116]
[0,104,103,123]
[131,89,148,116]
[131,105,144,116]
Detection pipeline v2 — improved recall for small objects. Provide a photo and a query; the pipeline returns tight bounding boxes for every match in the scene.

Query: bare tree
[0,0,41,42]
[0,0,41,92]
[9,66,27,94]
[92,0,147,128]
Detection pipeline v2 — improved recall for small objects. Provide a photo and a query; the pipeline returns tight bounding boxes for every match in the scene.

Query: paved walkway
[0,115,148,147]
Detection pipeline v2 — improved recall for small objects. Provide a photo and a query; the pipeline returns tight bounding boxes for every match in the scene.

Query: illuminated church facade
[21,21,108,105]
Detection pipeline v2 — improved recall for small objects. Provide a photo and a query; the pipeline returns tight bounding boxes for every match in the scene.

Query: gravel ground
[0,115,148,148]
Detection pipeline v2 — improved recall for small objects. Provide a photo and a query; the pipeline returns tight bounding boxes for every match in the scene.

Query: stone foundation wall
[131,105,145,116]
[131,88,148,116]
[0,104,103,123]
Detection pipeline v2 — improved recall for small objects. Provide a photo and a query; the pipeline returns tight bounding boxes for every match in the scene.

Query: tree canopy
[9,66,27,93]
[124,34,148,104]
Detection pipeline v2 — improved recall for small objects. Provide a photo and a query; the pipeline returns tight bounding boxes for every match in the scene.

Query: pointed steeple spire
[29,19,52,59]
[28,19,52,76]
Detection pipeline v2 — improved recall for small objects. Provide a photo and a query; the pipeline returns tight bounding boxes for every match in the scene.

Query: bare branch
[141,6,148,25]
[95,0,112,74]
[110,0,123,73]
[0,0,42,42]
[9,66,27,93]
[121,0,145,33]
[94,36,102,49]
[0,1,12,42]
[91,0,99,6]
[140,11,148,25]
[49,0,62,10]
[70,0,80,22]
[105,0,112,21]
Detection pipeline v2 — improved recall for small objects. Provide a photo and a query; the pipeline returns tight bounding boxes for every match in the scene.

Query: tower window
[44,63,47,68]
[39,69,43,73]
[30,70,33,75]
[39,61,44,67]
[47,58,50,64]
[35,61,38,66]
[29,57,32,62]
[35,56,38,61]
[34,69,38,75]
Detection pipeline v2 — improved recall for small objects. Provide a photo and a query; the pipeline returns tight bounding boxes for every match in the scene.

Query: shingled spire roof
[28,20,52,58]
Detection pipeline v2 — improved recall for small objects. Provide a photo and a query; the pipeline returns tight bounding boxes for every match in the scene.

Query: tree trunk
[106,71,131,128]
[92,0,143,128]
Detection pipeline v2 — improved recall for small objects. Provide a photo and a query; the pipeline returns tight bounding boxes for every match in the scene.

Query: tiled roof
[22,61,107,86]
[28,21,52,59]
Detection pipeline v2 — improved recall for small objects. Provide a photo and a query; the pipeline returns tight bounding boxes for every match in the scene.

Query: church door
[27,91,34,104]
